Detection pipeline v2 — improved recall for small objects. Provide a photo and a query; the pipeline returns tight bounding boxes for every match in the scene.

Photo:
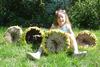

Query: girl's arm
[50,24,57,29]
[66,24,75,36]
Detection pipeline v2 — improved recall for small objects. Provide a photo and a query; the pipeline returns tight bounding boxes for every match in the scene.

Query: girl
[27,8,87,60]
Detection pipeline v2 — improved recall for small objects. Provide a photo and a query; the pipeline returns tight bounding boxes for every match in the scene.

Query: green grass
[0,27,100,67]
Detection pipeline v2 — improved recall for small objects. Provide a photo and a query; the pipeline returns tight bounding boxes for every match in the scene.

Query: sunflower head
[22,26,44,49]
[76,30,97,47]
[4,26,23,43]
[41,29,71,54]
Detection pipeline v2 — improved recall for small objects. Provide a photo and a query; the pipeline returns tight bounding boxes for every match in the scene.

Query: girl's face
[56,11,66,26]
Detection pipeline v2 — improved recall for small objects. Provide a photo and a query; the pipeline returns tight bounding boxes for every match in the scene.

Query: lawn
[0,27,100,67]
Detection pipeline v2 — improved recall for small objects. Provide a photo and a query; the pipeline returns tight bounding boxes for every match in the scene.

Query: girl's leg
[68,34,87,55]
[27,46,43,60]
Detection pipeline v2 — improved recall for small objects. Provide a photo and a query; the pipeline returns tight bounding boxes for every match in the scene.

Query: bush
[69,0,100,29]
[0,0,72,27]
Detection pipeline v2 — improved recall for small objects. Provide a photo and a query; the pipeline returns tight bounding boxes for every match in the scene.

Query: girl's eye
[58,16,63,18]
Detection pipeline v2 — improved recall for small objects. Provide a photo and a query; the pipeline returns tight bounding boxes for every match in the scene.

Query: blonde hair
[53,9,71,27]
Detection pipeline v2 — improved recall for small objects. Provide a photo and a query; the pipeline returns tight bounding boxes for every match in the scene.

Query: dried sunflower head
[76,30,97,47]
[4,26,23,43]
[41,29,70,54]
[22,26,44,49]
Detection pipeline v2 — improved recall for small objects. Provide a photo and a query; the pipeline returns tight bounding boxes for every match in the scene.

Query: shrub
[69,0,100,29]
[0,0,72,27]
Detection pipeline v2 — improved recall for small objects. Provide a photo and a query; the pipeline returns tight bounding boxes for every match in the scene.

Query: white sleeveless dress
[51,23,70,33]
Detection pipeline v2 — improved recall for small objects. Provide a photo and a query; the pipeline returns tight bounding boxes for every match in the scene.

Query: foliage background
[0,0,100,29]
[69,0,100,29]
